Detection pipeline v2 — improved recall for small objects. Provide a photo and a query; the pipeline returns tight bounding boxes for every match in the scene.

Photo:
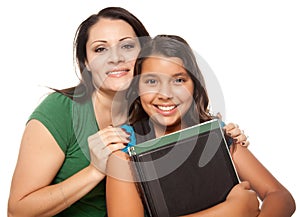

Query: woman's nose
[108,47,125,63]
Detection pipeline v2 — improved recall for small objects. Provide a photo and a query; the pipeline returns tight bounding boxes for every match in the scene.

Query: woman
[7,7,150,217]
[106,35,296,217]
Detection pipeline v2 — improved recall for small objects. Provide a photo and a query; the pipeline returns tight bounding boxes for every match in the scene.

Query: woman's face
[139,56,194,134]
[85,18,141,92]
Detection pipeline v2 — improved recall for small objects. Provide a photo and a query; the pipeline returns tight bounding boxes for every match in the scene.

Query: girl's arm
[106,123,258,217]
[106,151,144,217]
[106,152,260,217]
[180,181,260,217]
[8,120,105,217]
[231,144,296,217]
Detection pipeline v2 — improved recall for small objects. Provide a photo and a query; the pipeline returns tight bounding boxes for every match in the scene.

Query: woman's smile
[105,67,130,77]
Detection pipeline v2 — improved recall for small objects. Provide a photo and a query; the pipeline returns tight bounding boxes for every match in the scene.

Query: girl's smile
[154,104,178,115]
[139,56,194,134]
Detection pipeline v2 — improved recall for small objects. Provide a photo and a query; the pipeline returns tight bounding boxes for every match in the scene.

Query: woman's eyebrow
[91,39,107,45]
[119,36,135,41]
[91,37,134,45]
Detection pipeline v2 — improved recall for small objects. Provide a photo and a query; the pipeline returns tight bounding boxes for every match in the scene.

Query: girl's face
[139,56,194,134]
[85,18,141,92]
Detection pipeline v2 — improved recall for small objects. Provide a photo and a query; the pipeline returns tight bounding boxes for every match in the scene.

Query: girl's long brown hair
[127,35,212,126]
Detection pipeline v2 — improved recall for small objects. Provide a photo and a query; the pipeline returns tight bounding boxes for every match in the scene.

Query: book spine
[129,155,154,217]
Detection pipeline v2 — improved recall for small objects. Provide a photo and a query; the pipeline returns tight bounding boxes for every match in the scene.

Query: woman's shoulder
[43,91,73,106]
[36,91,75,112]
[29,91,74,123]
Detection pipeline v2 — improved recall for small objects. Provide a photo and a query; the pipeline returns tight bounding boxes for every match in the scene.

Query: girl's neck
[153,121,187,138]
[92,89,128,128]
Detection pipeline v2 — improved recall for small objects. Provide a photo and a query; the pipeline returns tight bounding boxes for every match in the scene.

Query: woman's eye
[95,47,107,53]
[121,43,135,50]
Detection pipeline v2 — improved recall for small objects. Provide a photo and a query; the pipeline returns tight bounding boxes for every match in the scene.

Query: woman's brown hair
[54,7,150,103]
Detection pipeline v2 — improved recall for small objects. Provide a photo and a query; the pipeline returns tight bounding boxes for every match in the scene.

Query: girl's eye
[145,79,157,85]
[174,78,186,84]
[95,47,107,53]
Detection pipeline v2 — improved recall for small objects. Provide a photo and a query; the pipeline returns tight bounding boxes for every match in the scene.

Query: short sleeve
[28,92,74,153]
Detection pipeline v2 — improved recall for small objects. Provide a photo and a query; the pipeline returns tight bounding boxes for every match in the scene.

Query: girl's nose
[158,83,173,99]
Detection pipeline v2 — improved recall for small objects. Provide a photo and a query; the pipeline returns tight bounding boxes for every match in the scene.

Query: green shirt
[29,92,106,217]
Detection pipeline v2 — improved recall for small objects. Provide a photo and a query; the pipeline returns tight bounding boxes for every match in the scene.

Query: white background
[1,0,299,216]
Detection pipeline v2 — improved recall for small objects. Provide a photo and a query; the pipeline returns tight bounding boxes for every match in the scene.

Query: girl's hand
[223,123,250,147]
[226,181,260,217]
[88,126,130,174]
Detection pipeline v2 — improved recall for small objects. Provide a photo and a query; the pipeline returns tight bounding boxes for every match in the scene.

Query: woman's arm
[8,120,105,217]
[231,144,296,217]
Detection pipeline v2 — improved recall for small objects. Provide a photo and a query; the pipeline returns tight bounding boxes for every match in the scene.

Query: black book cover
[128,119,239,217]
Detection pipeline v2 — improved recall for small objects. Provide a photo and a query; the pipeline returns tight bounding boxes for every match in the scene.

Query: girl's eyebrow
[141,72,188,78]
[173,72,188,77]
[140,73,157,77]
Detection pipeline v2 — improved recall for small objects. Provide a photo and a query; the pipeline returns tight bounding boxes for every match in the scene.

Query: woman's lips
[106,69,130,77]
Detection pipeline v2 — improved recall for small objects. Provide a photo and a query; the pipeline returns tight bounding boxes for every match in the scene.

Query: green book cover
[129,119,222,156]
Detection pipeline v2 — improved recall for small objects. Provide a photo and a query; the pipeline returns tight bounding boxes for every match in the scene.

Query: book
[128,119,239,217]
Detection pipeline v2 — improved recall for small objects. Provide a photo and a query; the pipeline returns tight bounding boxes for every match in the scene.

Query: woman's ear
[85,60,91,71]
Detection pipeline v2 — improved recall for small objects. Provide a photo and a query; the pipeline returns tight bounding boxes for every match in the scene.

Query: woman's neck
[92,90,128,128]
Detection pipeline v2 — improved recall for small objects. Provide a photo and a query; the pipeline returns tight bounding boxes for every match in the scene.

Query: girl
[106,35,295,217]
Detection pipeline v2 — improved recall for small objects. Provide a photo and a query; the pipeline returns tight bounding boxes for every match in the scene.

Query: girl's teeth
[157,105,176,111]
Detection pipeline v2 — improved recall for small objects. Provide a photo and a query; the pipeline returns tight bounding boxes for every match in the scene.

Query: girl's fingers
[233,134,247,143]
[223,123,250,147]
[223,122,239,132]
[238,181,251,190]
[226,127,242,138]
[239,140,250,147]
